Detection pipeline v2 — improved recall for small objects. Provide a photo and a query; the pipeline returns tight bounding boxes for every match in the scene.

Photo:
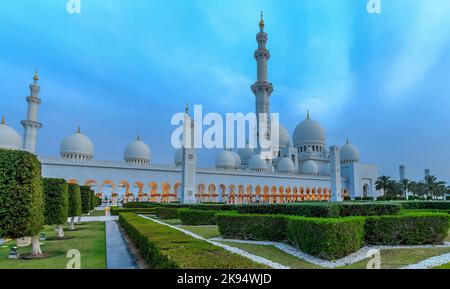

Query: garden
[114,201,450,269]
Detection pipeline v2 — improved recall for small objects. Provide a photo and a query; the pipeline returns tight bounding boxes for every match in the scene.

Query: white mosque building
[0,15,379,205]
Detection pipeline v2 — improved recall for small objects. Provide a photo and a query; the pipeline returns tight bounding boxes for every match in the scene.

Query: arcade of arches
[69,179,350,204]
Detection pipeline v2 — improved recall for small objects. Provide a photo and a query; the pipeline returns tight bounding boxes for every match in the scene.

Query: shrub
[354,197,375,201]
[110,207,155,216]
[80,186,93,214]
[400,201,450,211]
[338,203,401,217]
[178,209,218,225]
[119,213,266,269]
[364,212,449,245]
[235,203,340,218]
[0,149,44,239]
[43,178,69,226]
[287,216,365,260]
[235,203,400,217]
[68,183,81,224]
[155,207,179,219]
[216,212,288,241]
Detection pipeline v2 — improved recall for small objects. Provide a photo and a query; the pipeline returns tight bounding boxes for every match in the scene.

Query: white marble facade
[0,16,379,204]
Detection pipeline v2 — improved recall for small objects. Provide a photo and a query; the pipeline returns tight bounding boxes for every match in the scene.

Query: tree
[375,176,391,197]
[423,175,447,200]
[79,186,94,223]
[68,183,81,230]
[43,178,69,238]
[0,149,45,256]
[399,178,411,198]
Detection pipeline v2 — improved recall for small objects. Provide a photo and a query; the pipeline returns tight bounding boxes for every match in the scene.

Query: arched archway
[219,184,227,203]
[197,184,206,203]
[161,182,171,203]
[208,184,217,203]
[363,184,369,197]
[148,182,159,202]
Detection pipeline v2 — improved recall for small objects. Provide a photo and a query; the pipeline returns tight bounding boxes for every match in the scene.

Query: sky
[1,0,450,182]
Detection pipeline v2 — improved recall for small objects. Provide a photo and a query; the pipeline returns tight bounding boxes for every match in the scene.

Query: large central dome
[293,114,325,146]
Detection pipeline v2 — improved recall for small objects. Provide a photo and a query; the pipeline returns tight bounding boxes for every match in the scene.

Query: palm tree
[423,175,447,200]
[399,178,411,198]
[375,176,391,197]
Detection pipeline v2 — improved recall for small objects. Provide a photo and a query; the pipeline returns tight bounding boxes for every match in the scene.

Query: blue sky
[1,0,450,181]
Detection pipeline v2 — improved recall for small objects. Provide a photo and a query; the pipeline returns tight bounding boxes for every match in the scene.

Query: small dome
[215,150,235,170]
[249,154,268,172]
[174,149,182,166]
[0,118,21,150]
[124,136,151,164]
[231,151,242,168]
[302,160,319,175]
[277,157,295,173]
[293,114,326,146]
[60,127,94,160]
[340,141,360,163]
[276,124,291,147]
[237,143,254,162]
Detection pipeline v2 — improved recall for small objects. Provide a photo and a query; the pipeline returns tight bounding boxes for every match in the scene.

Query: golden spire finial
[185,103,189,114]
[307,110,310,119]
[259,11,265,31]
[346,138,349,144]
[137,134,141,141]
[33,69,39,81]
[1,116,5,125]
[77,126,81,134]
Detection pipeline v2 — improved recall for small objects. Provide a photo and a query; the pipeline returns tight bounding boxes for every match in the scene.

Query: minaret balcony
[251,81,273,94]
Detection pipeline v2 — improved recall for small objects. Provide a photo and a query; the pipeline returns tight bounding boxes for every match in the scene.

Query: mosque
[0,15,379,205]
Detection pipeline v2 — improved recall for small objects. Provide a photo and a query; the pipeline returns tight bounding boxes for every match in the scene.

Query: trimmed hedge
[68,183,82,217]
[178,209,218,225]
[80,186,93,214]
[0,149,44,238]
[400,201,450,211]
[287,216,365,260]
[110,207,155,216]
[364,212,449,245]
[155,207,179,219]
[119,213,267,269]
[216,212,288,241]
[235,203,400,217]
[43,178,69,226]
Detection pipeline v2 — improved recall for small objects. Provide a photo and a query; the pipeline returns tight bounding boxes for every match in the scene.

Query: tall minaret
[181,105,197,204]
[21,70,43,153]
[251,12,273,153]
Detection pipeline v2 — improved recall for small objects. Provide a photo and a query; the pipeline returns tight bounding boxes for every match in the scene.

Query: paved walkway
[105,220,139,269]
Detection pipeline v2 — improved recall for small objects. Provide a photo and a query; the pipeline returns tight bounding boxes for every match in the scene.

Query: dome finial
[185,103,189,114]
[33,69,39,81]
[307,110,310,119]
[77,126,81,134]
[136,134,141,141]
[259,11,265,31]
[346,138,349,144]
[1,116,5,125]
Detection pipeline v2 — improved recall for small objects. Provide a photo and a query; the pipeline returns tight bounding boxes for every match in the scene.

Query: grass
[340,246,450,269]
[179,225,221,239]
[160,218,182,225]
[219,241,322,269]
[119,213,269,269]
[0,222,106,269]
[83,210,105,217]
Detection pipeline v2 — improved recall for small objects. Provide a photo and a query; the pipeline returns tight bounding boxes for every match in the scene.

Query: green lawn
[159,218,182,225]
[340,246,450,269]
[180,225,221,239]
[83,210,105,217]
[219,241,322,269]
[0,222,106,269]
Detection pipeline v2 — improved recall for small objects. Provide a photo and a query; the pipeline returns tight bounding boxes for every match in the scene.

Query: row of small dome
[1,115,359,166]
